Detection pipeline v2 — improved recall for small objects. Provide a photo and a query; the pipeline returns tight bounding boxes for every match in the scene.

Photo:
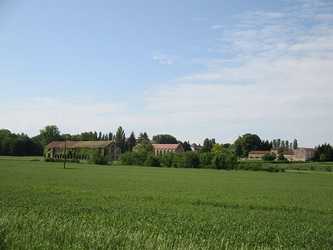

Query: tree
[181,152,200,168]
[137,132,150,144]
[211,149,238,170]
[115,126,126,153]
[126,132,136,152]
[152,134,177,144]
[293,139,298,150]
[181,141,192,152]
[144,154,161,167]
[202,138,215,152]
[314,144,333,162]
[262,152,276,161]
[108,132,113,141]
[277,139,281,149]
[281,140,285,149]
[211,144,223,154]
[233,134,262,157]
[39,125,61,146]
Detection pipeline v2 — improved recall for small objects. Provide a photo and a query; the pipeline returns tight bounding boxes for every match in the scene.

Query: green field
[0,159,333,249]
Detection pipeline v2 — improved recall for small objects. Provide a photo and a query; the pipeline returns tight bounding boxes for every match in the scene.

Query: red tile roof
[248,150,271,154]
[46,141,113,149]
[152,144,181,150]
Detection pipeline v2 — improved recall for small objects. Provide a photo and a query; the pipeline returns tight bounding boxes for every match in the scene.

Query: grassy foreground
[0,159,332,249]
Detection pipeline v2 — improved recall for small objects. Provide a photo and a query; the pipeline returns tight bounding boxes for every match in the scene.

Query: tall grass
[0,160,332,249]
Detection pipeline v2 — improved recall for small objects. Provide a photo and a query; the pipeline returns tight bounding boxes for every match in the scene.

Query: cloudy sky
[0,0,332,146]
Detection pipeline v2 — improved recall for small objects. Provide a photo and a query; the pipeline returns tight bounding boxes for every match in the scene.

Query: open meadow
[0,158,333,249]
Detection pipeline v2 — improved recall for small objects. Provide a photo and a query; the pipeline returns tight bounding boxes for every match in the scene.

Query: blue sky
[1,0,333,146]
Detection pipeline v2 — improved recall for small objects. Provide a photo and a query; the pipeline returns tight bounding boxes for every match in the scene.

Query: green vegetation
[0,158,332,249]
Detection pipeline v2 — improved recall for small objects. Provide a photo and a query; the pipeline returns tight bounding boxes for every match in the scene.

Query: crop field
[0,159,333,249]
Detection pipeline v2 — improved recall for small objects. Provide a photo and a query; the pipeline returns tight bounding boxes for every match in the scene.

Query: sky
[0,0,333,147]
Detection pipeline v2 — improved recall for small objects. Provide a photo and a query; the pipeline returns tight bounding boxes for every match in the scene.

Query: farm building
[152,144,185,156]
[248,148,315,162]
[248,150,271,159]
[45,141,121,162]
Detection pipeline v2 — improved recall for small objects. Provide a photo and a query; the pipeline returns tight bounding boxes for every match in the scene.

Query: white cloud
[142,0,333,146]
[211,25,223,30]
[2,0,333,147]
[152,54,175,65]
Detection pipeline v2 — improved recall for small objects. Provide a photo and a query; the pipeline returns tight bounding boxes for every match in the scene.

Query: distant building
[152,144,185,156]
[248,147,315,162]
[45,141,120,162]
[293,148,315,161]
[248,150,271,160]
[191,143,202,152]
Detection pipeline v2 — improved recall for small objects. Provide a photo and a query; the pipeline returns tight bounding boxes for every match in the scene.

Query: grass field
[0,158,333,249]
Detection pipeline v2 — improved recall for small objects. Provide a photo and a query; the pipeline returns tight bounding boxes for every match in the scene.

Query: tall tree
[233,134,262,157]
[181,141,192,151]
[115,126,126,153]
[152,134,178,144]
[108,132,113,141]
[201,138,215,152]
[293,139,298,150]
[126,132,136,152]
[39,125,61,146]
[137,132,150,144]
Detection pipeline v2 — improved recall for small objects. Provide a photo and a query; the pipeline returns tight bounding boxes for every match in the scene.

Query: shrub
[120,151,148,166]
[90,153,108,165]
[262,152,276,161]
[144,154,161,167]
[181,152,200,168]
[199,152,214,168]
[160,153,175,168]
[212,150,238,170]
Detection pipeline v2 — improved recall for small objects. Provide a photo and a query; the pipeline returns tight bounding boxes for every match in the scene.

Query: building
[45,141,120,162]
[152,144,185,156]
[293,148,315,161]
[191,143,202,152]
[248,150,271,160]
[248,147,315,162]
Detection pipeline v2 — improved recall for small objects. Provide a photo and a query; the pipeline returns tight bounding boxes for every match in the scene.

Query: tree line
[0,126,332,162]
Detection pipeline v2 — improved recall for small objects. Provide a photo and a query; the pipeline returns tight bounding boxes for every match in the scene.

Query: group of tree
[0,129,43,156]
[121,139,238,170]
[271,139,298,150]
[1,125,333,164]
[314,144,333,162]
[233,134,273,157]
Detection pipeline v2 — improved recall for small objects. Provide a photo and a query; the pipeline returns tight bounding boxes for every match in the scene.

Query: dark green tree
[233,134,262,157]
[115,126,126,153]
[137,132,150,144]
[152,134,178,144]
[39,125,61,146]
[126,132,137,152]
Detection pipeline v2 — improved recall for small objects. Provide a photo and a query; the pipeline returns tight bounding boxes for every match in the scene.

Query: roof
[248,150,271,154]
[152,144,182,150]
[46,141,113,149]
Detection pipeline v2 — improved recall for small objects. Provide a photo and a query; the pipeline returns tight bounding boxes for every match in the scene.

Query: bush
[90,153,108,165]
[120,152,147,165]
[212,150,238,170]
[181,152,200,168]
[144,154,161,167]
[262,152,276,161]
[160,153,175,168]
[199,152,214,168]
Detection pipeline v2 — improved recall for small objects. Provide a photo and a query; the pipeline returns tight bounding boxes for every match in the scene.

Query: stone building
[248,150,271,159]
[152,144,185,156]
[248,147,315,162]
[45,141,120,162]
